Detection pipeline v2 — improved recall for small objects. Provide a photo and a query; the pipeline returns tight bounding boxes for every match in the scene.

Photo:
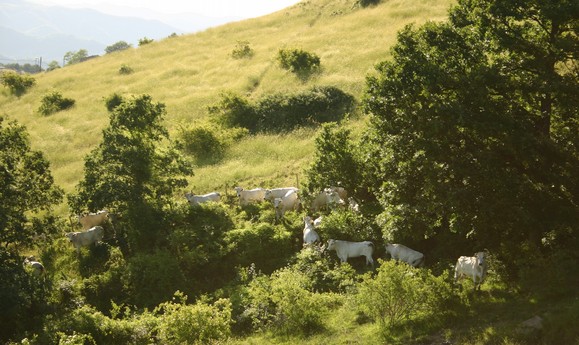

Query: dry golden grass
[0,0,454,211]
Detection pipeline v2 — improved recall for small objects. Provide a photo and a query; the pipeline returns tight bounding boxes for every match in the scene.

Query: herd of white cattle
[25,186,488,290]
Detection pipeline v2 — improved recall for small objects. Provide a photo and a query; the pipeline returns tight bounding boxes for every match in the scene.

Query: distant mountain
[0,0,218,67]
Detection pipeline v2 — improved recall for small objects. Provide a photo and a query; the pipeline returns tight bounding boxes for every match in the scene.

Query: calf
[454,252,487,291]
[303,216,320,245]
[384,243,425,267]
[264,187,298,202]
[326,239,374,266]
[23,256,45,277]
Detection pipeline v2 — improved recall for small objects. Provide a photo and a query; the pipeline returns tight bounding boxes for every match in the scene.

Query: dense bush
[38,91,75,115]
[178,125,226,165]
[357,260,454,340]
[104,93,124,112]
[210,86,355,133]
[0,71,35,96]
[243,267,329,336]
[156,292,232,344]
[118,64,133,75]
[277,48,320,78]
[356,0,381,7]
[138,37,154,46]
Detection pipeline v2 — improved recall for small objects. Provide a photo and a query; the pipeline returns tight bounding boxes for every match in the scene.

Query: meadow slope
[0,0,453,211]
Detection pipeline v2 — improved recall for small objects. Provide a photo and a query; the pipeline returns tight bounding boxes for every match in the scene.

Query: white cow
[454,252,487,291]
[329,186,348,201]
[264,187,299,202]
[66,226,105,253]
[23,256,45,277]
[384,243,425,267]
[78,210,110,230]
[234,187,266,206]
[326,239,374,266]
[310,188,345,212]
[303,216,321,245]
[185,192,221,206]
[273,189,300,220]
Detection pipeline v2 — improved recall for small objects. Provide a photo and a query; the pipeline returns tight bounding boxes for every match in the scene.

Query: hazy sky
[27,0,303,19]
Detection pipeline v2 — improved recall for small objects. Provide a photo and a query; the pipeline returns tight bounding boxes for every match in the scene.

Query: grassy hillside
[0,0,453,211]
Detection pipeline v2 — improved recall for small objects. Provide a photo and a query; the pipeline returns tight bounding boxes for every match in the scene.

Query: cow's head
[475,252,486,266]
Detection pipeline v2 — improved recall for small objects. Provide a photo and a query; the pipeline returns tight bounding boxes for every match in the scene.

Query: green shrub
[118,64,133,75]
[357,260,453,341]
[210,86,354,133]
[178,125,226,165]
[277,48,320,77]
[356,0,381,7]
[138,37,154,46]
[231,40,254,59]
[105,41,132,54]
[38,91,75,115]
[104,93,124,112]
[243,267,327,336]
[156,292,232,344]
[1,71,35,96]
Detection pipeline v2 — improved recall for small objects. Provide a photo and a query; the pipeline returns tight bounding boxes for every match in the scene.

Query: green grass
[0,0,454,207]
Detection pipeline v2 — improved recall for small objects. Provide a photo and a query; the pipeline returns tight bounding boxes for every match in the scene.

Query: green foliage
[38,91,75,115]
[68,94,192,252]
[243,267,328,336]
[231,40,254,59]
[0,117,63,248]
[210,86,355,133]
[105,41,132,54]
[304,123,363,199]
[357,260,454,341]
[64,49,88,65]
[178,125,226,165]
[156,292,232,344]
[126,250,187,308]
[118,64,133,75]
[225,222,296,274]
[103,93,124,112]
[0,71,35,96]
[362,0,579,270]
[0,63,41,74]
[138,37,154,46]
[277,48,321,78]
[316,210,380,245]
[46,60,61,72]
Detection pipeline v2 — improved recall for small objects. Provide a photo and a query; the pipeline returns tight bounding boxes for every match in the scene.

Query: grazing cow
[329,186,348,201]
[326,239,374,266]
[185,192,221,206]
[454,252,487,291]
[234,187,266,206]
[310,188,345,212]
[66,226,105,253]
[264,187,299,202]
[273,189,300,220]
[78,210,110,230]
[23,256,45,277]
[303,216,321,245]
[384,243,425,267]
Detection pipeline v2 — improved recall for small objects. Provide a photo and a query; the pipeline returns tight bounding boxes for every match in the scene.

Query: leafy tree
[64,49,88,65]
[46,60,61,71]
[277,48,320,79]
[0,71,35,96]
[68,94,193,252]
[105,41,132,54]
[0,117,63,248]
[231,40,254,59]
[362,0,579,269]
[304,123,362,199]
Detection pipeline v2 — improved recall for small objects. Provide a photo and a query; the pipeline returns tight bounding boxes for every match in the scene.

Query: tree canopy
[362,0,578,265]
